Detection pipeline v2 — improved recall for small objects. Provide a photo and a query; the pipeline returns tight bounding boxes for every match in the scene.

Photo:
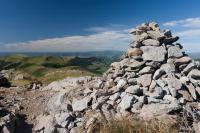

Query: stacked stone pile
[35,22,200,133]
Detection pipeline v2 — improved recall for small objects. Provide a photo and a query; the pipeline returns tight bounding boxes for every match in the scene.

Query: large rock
[141,46,167,62]
[125,85,141,95]
[137,74,152,87]
[34,115,55,133]
[72,96,92,112]
[167,77,183,90]
[135,33,149,43]
[118,94,137,111]
[188,69,200,79]
[139,102,181,120]
[162,36,179,44]
[147,30,165,40]
[168,45,183,58]
[142,39,160,46]
[55,112,72,127]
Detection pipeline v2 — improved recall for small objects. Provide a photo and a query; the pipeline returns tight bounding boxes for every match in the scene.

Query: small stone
[186,83,197,100]
[169,88,178,97]
[116,79,127,90]
[193,122,200,133]
[148,87,164,99]
[175,56,191,66]
[195,87,200,96]
[168,45,183,58]
[131,102,143,113]
[182,63,195,74]
[163,29,172,37]
[149,80,156,92]
[149,22,160,31]
[160,63,175,73]
[188,69,200,79]
[56,128,69,133]
[138,66,153,75]
[120,92,126,98]
[145,61,161,68]
[163,95,176,101]
[180,76,189,84]
[142,39,160,46]
[147,97,162,104]
[162,36,179,44]
[110,62,121,69]
[109,92,120,101]
[125,85,142,95]
[137,74,152,87]
[179,98,186,104]
[135,32,149,42]
[155,79,166,88]
[55,112,72,127]
[153,69,166,80]
[178,90,193,102]
[141,46,167,62]
[68,122,74,130]
[127,78,137,85]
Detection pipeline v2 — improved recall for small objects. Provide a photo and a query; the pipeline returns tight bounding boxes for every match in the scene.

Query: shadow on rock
[15,114,33,133]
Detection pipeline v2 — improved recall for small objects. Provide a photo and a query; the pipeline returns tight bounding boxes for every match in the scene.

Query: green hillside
[0,54,116,86]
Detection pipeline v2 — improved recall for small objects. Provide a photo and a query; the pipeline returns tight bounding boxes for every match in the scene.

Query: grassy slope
[0,54,115,86]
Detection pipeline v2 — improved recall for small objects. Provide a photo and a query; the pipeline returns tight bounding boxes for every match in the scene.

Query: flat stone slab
[141,46,167,62]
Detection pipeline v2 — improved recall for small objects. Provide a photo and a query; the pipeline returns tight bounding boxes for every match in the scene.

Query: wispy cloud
[3,28,131,52]
[163,17,200,28]
[85,24,127,32]
[163,17,200,52]
[176,29,200,39]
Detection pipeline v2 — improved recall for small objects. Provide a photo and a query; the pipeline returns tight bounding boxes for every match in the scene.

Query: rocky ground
[1,22,200,133]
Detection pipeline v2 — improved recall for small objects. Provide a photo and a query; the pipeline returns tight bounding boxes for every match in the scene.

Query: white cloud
[176,29,200,39]
[163,17,200,52]
[3,29,132,52]
[85,24,127,32]
[163,17,200,28]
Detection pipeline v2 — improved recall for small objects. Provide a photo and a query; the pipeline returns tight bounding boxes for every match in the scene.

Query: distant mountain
[0,50,124,59]
[188,52,200,59]
[0,54,120,86]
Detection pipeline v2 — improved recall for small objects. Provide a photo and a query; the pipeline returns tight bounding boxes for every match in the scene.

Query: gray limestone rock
[141,46,167,62]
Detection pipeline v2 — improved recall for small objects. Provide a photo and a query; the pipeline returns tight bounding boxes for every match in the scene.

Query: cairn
[34,22,200,133]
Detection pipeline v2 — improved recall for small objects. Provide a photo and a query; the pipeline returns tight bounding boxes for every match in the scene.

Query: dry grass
[94,118,179,133]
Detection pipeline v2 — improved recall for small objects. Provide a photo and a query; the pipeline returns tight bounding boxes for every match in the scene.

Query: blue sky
[1,0,200,52]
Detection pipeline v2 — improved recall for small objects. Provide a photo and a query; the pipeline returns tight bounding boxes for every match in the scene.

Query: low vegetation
[95,118,179,133]
[0,54,117,86]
